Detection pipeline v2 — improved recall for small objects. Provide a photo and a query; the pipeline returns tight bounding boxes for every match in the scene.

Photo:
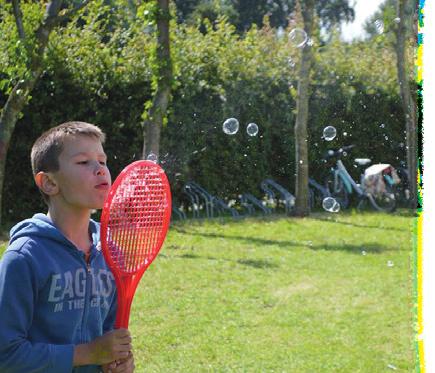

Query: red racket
[101,160,172,328]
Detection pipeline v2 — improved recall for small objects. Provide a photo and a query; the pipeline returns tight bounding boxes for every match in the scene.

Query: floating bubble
[288,28,308,48]
[146,152,158,163]
[223,118,239,135]
[323,126,337,141]
[322,197,340,213]
[361,250,367,256]
[247,122,259,137]
[374,19,384,34]
[387,260,394,267]
[393,17,401,24]
[331,201,340,213]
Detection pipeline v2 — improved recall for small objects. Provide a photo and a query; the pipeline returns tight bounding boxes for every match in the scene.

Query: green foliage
[1,11,408,221]
[173,0,355,32]
[0,2,44,94]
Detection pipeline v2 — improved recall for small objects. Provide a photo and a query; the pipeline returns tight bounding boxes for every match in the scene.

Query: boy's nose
[96,163,106,176]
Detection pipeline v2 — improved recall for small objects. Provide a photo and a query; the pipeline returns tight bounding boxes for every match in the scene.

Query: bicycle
[324,145,398,213]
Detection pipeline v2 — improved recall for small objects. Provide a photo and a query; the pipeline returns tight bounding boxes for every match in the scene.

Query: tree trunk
[395,0,418,209]
[142,0,172,160]
[293,0,314,217]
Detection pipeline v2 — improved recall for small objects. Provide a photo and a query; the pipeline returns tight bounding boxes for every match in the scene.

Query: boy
[0,122,134,372]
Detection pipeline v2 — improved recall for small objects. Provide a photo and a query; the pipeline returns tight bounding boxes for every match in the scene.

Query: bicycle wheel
[367,184,397,213]
[325,173,349,209]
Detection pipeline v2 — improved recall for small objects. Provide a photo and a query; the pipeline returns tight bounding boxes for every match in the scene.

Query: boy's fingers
[117,343,132,352]
[112,355,135,373]
[114,328,131,338]
[117,350,130,359]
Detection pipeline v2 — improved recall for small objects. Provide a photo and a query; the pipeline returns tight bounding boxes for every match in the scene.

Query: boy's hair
[31,121,106,204]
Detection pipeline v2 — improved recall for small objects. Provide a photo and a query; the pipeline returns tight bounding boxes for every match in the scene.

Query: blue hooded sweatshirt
[0,214,117,373]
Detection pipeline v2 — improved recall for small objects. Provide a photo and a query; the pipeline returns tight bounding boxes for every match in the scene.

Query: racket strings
[107,167,168,273]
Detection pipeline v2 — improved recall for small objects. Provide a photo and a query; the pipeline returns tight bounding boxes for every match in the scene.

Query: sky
[340,0,384,41]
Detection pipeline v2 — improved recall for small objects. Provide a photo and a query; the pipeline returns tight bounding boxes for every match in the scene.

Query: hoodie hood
[9,213,100,251]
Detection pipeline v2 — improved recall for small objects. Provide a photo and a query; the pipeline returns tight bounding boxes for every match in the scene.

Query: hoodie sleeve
[0,250,74,373]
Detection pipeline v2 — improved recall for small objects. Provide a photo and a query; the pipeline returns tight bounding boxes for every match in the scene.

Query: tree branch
[55,0,93,24]
[11,0,26,41]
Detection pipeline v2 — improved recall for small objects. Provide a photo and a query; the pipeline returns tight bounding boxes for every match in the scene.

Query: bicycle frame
[334,160,365,197]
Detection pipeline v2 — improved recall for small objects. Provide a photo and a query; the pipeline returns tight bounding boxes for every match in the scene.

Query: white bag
[363,164,400,197]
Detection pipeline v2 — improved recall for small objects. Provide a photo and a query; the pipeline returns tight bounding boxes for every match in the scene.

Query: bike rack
[308,178,331,209]
[260,179,295,214]
[240,193,272,215]
[185,182,214,218]
[171,203,186,220]
[184,182,239,219]
[308,178,330,199]
[182,184,202,218]
[212,196,240,219]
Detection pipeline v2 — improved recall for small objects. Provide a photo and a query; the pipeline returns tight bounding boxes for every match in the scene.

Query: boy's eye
[77,161,88,165]
[99,161,106,166]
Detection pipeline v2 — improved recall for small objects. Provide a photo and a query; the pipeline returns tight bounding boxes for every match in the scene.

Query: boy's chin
[89,202,105,210]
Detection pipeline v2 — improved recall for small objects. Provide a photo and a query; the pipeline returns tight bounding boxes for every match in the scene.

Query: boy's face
[50,135,111,211]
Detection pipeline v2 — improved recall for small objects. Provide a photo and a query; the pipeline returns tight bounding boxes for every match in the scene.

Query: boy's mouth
[95,182,110,191]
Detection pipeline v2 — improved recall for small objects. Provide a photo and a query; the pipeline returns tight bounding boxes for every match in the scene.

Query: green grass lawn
[0,211,417,372]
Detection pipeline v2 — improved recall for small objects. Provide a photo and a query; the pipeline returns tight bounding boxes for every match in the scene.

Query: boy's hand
[74,329,132,366]
[102,351,135,373]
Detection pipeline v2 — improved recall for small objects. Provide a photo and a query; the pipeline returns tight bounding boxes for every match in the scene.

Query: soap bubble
[223,118,239,135]
[322,197,340,213]
[247,123,259,136]
[374,19,384,34]
[288,28,308,48]
[323,126,337,141]
[146,152,158,163]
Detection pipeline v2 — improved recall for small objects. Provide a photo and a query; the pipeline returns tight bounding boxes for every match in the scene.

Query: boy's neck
[47,207,92,254]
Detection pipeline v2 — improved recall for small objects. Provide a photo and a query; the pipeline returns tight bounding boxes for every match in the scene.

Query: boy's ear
[34,172,59,196]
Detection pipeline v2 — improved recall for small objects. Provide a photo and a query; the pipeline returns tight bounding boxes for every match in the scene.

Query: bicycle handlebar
[324,144,355,160]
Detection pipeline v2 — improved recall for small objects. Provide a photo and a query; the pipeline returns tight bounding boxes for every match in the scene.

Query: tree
[293,0,314,217]
[394,0,418,209]
[141,0,173,160]
[173,0,354,32]
[0,0,90,225]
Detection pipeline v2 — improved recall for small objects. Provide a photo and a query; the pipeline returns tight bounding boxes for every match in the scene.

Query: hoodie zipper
[80,251,93,343]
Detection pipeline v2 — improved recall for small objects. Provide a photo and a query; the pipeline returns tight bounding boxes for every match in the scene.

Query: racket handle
[114,274,139,329]
[115,300,133,329]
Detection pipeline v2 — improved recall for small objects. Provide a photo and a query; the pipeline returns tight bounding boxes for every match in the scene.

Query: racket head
[100,160,172,276]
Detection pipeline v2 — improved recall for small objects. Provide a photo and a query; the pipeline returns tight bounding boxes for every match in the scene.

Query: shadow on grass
[170,228,391,255]
[177,252,279,269]
[308,216,407,232]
